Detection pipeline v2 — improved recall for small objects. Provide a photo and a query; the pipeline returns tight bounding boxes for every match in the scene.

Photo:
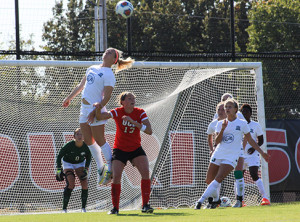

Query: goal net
[0,60,268,214]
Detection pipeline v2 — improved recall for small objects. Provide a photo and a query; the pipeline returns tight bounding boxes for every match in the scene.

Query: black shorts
[112,147,147,165]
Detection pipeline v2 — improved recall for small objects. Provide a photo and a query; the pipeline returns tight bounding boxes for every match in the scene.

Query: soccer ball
[115,1,134,19]
[220,196,231,207]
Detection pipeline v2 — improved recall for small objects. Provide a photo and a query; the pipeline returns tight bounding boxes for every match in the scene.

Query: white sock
[88,142,104,170]
[100,142,112,171]
[217,183,221,196]
[256,178,267,199]
[211,188,218,202]
[198,180,220,204]
[236,178,244,198]
[212,183,222,202]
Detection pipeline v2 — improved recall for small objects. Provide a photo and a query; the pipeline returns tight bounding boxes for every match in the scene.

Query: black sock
[63,188,73,210]
[208,197,213,204]
[237,195,243,201]
[81,189,88,209]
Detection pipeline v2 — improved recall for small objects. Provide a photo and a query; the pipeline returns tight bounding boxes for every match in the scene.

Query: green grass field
[1,202,299,222]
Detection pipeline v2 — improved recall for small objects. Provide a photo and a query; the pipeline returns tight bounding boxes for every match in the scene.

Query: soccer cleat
[195,201,202,210]
[204,203,212,209]
[62,209,67,213]
[81,208,87,213]
[204,197,213,209]
[210,199,221,209]
[101,170,112,185]
[98,164,108,185]
[142,204,154,213]
[108,207,119,215]
[242,201,247,207]
[232,200,243,208]
[261,198,271,206]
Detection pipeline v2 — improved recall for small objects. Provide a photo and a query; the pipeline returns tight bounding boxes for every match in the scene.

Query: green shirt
[56,140,91,169]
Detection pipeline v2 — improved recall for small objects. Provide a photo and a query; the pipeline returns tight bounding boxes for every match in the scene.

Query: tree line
[1,0,299,120]
[41,0,299,55]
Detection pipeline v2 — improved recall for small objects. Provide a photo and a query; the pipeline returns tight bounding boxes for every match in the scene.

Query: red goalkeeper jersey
[110,107,148,152]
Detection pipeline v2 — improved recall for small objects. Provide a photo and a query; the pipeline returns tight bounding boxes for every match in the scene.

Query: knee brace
[234,170,243,180]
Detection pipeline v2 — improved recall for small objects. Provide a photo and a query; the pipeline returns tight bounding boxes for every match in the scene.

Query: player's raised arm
[244,133,270,162]
[62,76,86,108]
[95,110,112,121]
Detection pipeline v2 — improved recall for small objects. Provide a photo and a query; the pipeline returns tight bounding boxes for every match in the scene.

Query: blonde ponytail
[116,57,135,72]
[113,48,135,72]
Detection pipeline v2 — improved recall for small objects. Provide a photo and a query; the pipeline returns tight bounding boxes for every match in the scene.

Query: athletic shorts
[112,147,147,165]
[79,103,107,126]
[210,158,237,168]
[244,153,260,169]
[62,160,85,170]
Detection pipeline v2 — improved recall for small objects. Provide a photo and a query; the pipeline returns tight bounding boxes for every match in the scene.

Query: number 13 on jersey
[124,126,135,133]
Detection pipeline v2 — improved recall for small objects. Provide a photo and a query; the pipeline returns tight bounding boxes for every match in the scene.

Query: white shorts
[210,158,237,168]
[243,153,260,169]
[79,103,108,126]
[62,160,85,170]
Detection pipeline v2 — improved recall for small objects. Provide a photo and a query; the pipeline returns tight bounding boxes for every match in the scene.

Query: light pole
[127,0,132,56]
[15,0,20,60]
[230,0,236,62]
[95,0,107,60]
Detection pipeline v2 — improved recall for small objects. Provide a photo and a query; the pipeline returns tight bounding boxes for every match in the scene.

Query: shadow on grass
[117,212,190,217]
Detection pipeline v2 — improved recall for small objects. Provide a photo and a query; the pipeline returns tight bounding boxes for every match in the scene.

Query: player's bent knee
[65,171,75,180]
[65,170,76,188]
[79,177,87,182]
[140,170,150,180]
[141,175,150,180]
[80,181,88,190]
[67,183,75,189]
[205,178,213,185]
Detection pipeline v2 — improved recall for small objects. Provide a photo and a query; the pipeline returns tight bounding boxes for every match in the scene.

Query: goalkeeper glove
[56,168,64,181]
[80,168,88,180]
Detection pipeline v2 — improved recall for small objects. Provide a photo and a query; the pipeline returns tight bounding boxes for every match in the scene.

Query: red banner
[266,120,300,192]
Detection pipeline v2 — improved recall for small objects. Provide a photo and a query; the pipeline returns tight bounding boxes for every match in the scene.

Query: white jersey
[244,120,263,157]
[207,119,218,135]
[213,111,245,121]
[81,65,116,105]
[212,118,250,163]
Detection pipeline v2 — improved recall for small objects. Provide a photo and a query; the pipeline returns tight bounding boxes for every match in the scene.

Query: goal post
[0,60,268,214]
[254,65,270,200]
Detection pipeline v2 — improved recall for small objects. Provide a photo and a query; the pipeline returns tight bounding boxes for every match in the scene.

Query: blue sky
[0,1,67,50]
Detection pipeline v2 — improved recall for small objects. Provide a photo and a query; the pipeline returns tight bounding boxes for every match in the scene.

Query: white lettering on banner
[266,129,291,185]
[0,132,161,192]
[0,134,20,193]
[296,138,300,174]
[169,131,195,187]
[27,133,66,192]
[1,129,300,192]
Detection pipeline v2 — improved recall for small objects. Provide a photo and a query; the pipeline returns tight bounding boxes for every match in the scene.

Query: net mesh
[0,61,265,214]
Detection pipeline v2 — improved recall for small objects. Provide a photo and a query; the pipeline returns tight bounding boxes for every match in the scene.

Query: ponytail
[113,48,135,72]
